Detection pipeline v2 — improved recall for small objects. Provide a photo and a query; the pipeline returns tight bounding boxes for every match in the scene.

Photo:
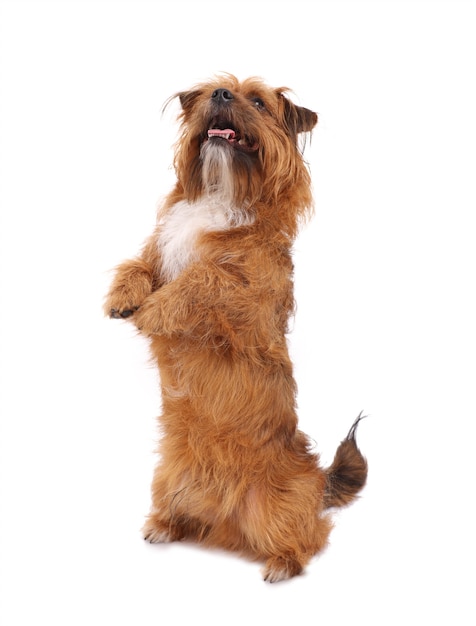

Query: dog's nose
[211,88,234,103]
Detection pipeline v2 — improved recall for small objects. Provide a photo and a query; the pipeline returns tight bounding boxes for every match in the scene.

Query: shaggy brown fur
[104,74,367,582]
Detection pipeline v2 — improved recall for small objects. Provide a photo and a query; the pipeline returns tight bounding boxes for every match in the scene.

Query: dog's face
[170,75,317,226]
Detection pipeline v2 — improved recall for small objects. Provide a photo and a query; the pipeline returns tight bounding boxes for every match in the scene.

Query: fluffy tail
[323,412,368,509]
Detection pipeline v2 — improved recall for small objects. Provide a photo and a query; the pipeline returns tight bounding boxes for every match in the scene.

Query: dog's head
[168,74,317,235]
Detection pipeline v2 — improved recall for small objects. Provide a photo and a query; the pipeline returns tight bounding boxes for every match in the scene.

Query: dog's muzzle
[205,88,259,152]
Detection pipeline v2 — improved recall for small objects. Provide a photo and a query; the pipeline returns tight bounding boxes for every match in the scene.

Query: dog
[104,74,367,582]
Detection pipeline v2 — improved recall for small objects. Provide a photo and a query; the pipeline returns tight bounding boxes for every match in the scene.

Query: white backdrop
[1,1,475,624]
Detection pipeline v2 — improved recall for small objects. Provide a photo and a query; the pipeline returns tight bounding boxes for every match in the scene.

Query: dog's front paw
[109,306,139,319]
[104,292,141,320]
[104,260,154,321]
[104,282,146,321]
[132,293,163,335]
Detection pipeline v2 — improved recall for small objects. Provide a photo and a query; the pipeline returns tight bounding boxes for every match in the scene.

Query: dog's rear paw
[263,555,303,583]
[142,516,183,544]
[143,527,174,544]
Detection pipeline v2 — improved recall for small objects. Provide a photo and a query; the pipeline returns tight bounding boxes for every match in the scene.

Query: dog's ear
[162,89,203,117]
[177,89,203,113]
[277,91,318,137]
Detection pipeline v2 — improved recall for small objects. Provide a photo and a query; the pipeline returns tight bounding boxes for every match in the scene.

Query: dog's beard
[200,140,236,204]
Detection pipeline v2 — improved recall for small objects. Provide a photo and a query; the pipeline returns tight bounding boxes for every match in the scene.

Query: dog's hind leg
[142,466,213,545]
[143,510,209,544]
[142,512,184,543]
[240,480,333,582]
[260,513,333,583]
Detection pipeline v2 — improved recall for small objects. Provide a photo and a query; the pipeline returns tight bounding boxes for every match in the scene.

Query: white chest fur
[157,197,253,282]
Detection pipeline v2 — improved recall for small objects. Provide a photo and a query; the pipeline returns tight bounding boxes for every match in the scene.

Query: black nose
[211,88,234,103]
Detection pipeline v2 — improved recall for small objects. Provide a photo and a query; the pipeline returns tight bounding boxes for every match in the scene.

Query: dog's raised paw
[110,306,139,319]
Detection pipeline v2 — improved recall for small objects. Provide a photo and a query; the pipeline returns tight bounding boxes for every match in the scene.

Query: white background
[1,0,475,624]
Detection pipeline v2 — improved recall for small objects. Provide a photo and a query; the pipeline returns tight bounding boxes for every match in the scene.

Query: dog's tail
[323,412,368,509]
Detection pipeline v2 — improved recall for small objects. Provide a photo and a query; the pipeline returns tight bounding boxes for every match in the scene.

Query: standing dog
[104,74,367,582]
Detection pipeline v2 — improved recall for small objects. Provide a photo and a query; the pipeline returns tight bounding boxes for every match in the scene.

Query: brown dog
[104,74,367,582]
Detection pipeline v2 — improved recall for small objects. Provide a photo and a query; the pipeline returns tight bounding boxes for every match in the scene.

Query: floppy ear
[177,89,203,112]
[278,91,318,137]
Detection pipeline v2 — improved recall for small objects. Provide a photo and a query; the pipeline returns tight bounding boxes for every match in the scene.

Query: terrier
[104,74,367,582]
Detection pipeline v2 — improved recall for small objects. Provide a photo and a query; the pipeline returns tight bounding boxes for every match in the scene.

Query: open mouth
[206,121,259,152]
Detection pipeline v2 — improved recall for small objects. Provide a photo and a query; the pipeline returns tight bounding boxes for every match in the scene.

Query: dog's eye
[251,97,265,109]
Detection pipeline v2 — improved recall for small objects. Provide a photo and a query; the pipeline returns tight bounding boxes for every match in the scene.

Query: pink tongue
[208,128,236,139]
